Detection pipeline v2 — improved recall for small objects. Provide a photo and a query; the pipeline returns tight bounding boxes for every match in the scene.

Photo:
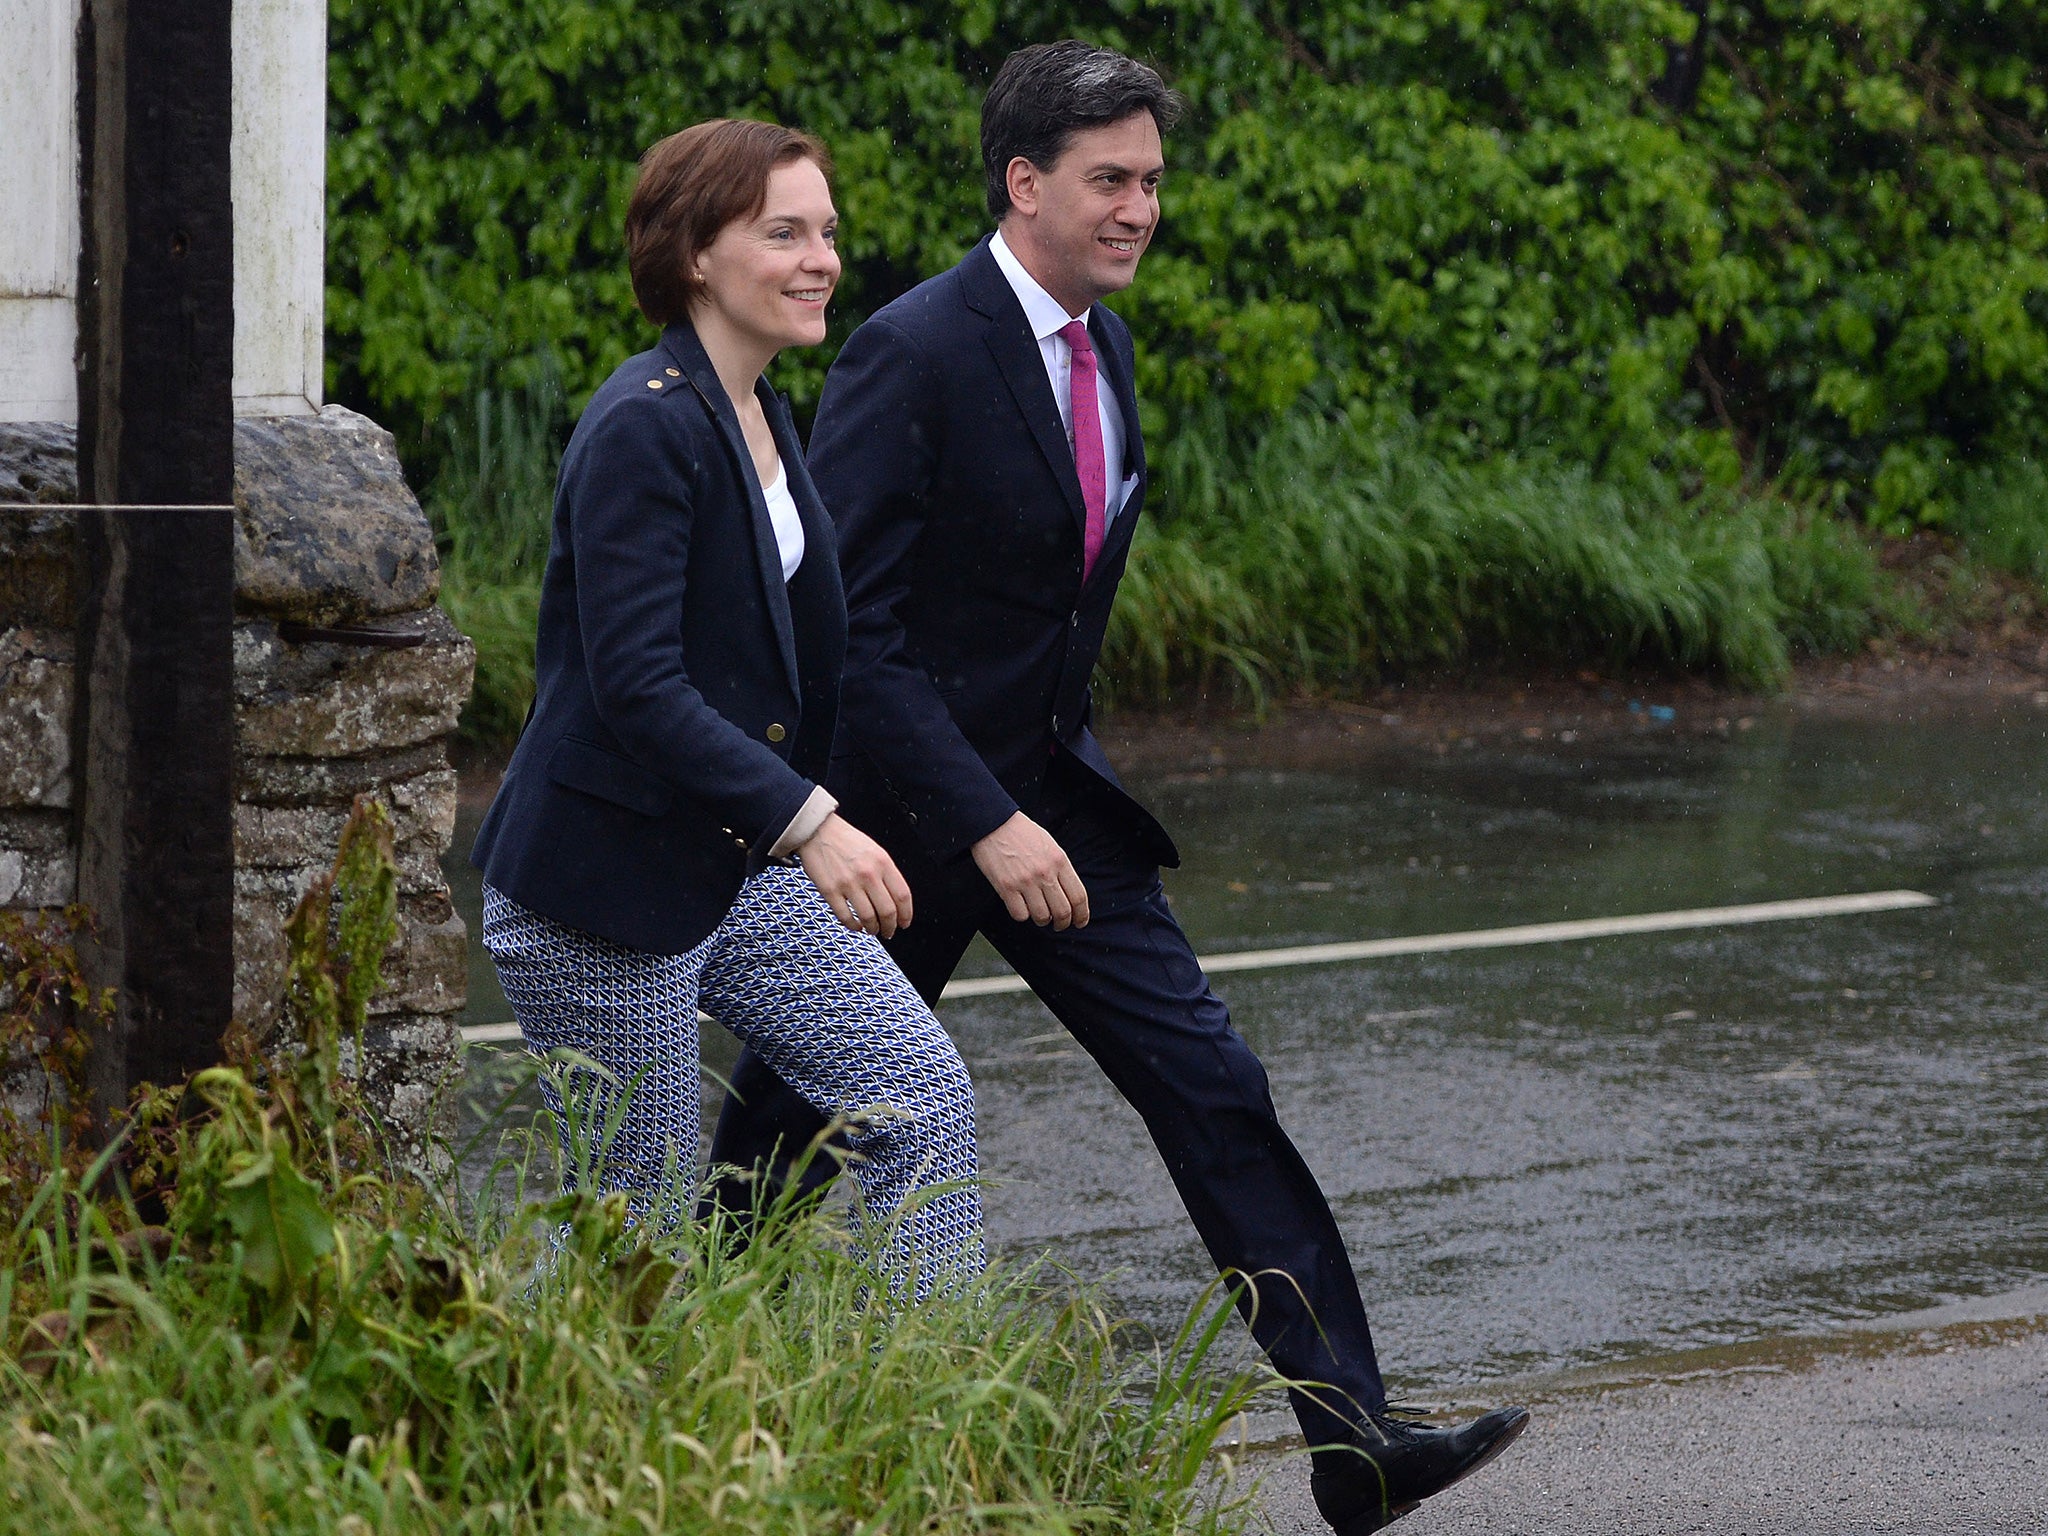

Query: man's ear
[1004,156,1040,218]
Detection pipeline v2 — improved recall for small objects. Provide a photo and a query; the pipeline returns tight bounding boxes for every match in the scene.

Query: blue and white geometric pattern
[482,866,984,1294]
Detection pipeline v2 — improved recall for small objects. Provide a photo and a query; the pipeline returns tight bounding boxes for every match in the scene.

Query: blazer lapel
[660,325,802,697]
[960,241,1088,532]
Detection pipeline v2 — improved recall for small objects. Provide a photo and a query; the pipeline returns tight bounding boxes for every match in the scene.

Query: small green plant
[282,793,402,1104]
[0,906,111,1228]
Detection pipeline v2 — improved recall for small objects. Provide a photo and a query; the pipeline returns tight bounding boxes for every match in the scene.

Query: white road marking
[462,1020,529,1044]
[457,888,1938,1043]
[935,889,1940,998]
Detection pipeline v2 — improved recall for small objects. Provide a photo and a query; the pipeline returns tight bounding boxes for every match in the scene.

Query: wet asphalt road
[1245,1319,2048,1535]
[451,700,2048,1404]
[931,703,2048,1392]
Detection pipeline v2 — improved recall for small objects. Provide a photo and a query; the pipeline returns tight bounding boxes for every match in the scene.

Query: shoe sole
[1331,1498,1423,1535]
[1436,1405,1530,1496]
[1330,1408,1531,1536]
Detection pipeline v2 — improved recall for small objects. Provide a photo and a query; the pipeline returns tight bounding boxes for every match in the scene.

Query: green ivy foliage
[329,0,2048,525]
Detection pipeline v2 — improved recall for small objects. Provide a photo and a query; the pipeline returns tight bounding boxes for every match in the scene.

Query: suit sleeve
[567,395,815,850]
[809,317,1020,860]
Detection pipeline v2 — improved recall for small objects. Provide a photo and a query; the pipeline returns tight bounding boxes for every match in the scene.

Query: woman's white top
[762,457,806,582]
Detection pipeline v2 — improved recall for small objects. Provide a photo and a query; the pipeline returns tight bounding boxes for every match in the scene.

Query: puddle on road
[447,702,2048,1396]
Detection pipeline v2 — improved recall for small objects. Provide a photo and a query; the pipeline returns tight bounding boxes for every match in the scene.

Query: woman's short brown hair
[626,119,832,326]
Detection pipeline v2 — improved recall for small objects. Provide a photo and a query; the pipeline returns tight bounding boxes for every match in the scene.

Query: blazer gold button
[647,379,663,389]
[766,723,787,743]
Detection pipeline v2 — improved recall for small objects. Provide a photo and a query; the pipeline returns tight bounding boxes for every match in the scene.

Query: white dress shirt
[989,230,1134,524]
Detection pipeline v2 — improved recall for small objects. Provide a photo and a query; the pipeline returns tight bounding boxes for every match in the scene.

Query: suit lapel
[1081,308,1145,597]
[660,325,801,697]
[961,241,1088,533]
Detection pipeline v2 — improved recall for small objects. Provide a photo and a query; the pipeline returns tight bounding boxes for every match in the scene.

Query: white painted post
[0,0,327,423]
[0,0,85,423]
[230,0,325,415]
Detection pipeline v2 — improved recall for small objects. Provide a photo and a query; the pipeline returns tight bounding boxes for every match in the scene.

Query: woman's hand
[797,813,915,938]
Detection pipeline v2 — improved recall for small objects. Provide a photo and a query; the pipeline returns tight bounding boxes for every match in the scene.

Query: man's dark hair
[980,41,1184,220]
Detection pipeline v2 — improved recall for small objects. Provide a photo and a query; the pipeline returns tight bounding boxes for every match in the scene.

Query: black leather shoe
[1309,1404,1530,1534]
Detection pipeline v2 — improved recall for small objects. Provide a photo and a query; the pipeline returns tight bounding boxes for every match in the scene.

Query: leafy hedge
[329,0,2048,525]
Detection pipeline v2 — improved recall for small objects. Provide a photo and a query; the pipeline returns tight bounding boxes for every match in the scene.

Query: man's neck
[994,220,1093,318]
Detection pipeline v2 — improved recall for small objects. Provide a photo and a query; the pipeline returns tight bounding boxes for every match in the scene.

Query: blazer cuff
[767,785,839,859]
[919,786,1020,864]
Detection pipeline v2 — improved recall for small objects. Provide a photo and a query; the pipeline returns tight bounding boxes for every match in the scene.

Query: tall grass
[1949,458,2048,588]
[0,1155,1263,1532]
[1106,407,1886,704]
[425,373,564,745]
[0,803,1266,1533]
[421,380,2043,748]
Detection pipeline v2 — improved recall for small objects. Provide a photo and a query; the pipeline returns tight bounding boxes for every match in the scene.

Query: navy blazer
[811,236,1177,868]
[472,322,846,954]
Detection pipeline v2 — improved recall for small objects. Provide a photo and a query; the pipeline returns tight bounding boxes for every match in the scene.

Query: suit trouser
[708,763,1389,1446]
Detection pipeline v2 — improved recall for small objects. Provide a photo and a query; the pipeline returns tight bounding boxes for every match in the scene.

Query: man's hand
[972,812,1090,930]
[798,813,915,938]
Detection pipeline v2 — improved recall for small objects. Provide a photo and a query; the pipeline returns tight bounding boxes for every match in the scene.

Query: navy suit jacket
[472,321,846,954]
[812,236,1177,869]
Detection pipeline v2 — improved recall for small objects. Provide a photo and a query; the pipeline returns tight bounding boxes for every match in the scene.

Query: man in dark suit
[710,41,1527,1533]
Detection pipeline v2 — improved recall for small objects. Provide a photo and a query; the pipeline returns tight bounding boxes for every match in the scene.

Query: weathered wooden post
[74,0,239,1106]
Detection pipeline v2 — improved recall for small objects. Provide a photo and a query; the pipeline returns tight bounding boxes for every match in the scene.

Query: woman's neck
[688,307,776,419]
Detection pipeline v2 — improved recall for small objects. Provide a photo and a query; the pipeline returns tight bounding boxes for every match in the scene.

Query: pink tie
[1059,320,1107,583]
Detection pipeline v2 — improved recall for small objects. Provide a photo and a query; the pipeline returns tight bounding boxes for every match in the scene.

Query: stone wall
[0,409,473,1150]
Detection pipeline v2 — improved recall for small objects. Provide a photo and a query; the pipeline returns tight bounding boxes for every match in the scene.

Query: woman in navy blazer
[471,120,982,1290]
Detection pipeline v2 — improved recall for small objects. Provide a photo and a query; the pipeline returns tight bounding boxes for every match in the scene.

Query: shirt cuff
[767,785,839,859]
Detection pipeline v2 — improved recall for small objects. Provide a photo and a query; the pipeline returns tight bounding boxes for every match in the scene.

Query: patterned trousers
[481,866,984,1294]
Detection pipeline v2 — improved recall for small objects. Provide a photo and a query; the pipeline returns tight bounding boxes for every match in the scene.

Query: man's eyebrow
[1084,160,1168,178]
